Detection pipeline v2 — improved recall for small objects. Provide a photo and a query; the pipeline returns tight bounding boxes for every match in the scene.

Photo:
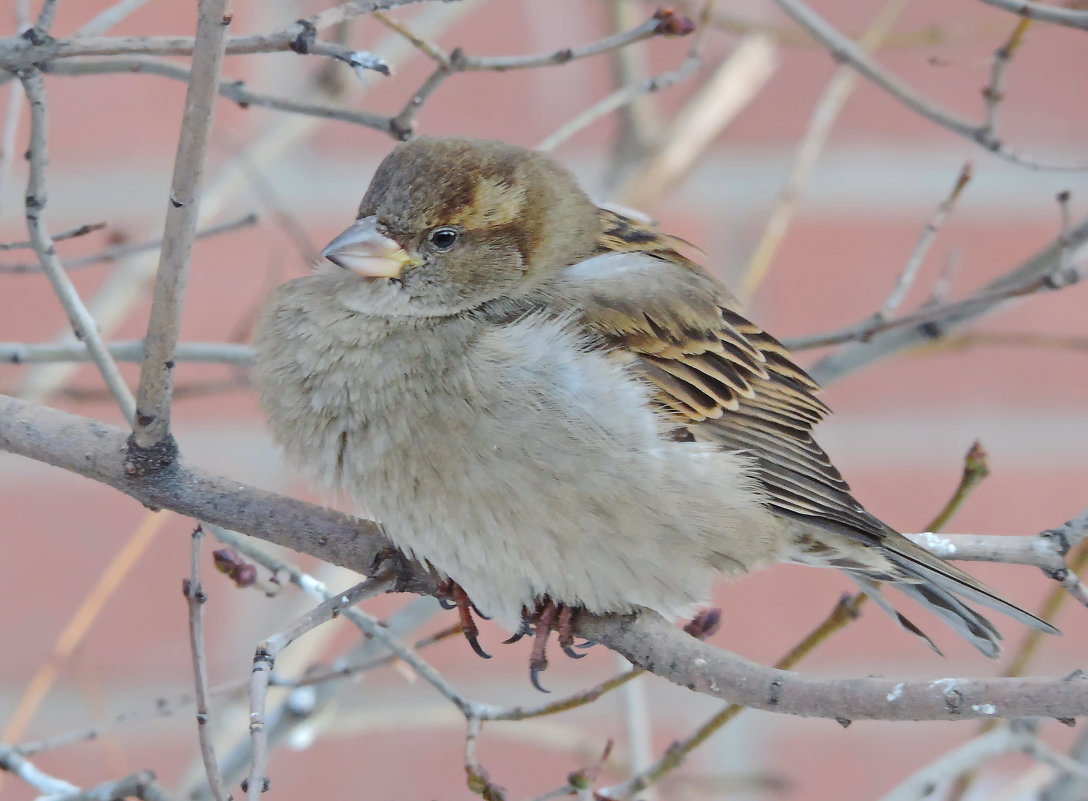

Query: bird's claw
[437,579,491,659]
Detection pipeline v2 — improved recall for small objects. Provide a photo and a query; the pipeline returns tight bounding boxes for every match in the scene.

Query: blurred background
[1,1,1086,799]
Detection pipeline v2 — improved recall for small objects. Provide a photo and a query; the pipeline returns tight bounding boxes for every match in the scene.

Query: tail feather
[790,522,1059,658]
[880,532,1059,637]
[848,574,944,656]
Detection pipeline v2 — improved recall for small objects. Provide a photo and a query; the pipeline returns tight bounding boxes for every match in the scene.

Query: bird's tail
[856,530,1059,658]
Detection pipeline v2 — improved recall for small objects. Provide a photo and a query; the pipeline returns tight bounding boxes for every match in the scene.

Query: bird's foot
[683,607,722,640]
[436,579,491,660]
[520,597,583,693]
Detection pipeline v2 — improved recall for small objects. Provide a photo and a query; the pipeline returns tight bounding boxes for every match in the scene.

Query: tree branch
[130,0,231,453]
[767,0,1088,170]
[978,0,1088,32]
[2,393,1084,722]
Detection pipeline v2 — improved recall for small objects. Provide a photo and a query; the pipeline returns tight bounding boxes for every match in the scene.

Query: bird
[253,136,1056,690]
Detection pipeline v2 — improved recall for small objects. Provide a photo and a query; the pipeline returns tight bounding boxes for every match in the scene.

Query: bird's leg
[556,604,585,660]
[521,598,585,692]
[436,579,491,659]
[528,599,559,693]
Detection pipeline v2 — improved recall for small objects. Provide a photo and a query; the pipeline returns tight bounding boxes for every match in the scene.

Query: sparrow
[253,136,1055,689]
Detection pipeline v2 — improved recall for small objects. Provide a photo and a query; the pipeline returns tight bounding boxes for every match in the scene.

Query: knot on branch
[20,27,54,46]
[123,432,179,480]
[290,19,317,55]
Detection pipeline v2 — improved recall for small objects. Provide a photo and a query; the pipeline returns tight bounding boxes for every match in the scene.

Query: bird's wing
[566,209,888,545]
[554,209,1057,647]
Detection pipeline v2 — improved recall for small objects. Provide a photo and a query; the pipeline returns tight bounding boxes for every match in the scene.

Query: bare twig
[2,340,255,366]
[916,331,1088,354]
[538,6,712,153]
[244,571,395,801]
[768,0,1088,170]
[0,220,105,251]
[738,0,908,300]
[880,722,1043,801]
[15,2,471,408]
[42,58,391,132]
[0,0,430,73]
[978,0,1088,32]
[130,0,231,453]
[0,745,173,801]
[76,0,156,37]
[464,716,506,801]
[0,213,257,273]
[185,526,231,801]
[34,0,60,35]
[0,743,79,796]
[17,69,136,423]
[603,0,659,189]
[802,212,1088,382]
[877,162,973,319]
[615,34,779,210]
[389,11,681,139]
[982,19,1032,138]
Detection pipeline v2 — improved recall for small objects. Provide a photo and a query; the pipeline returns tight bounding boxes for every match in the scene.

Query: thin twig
[388,11,679,139]
[615,34,779,210]
[244,571,396,801]
[978,0,1088,31]
[42,58,391,132]
[0,213,257,273]
[915,330,1088,355]
[464,716,507,800]
[768,0,1088,171]
[0,743,79,795]
[538,5,712,153]
[0,221,105,251]
[17,69,137,423]
[982,18,1032,138]
[15,2,472,408]
[76,0,156,37]
[34,0,60,34]
[807,211,1088,383]
[130,0,231,452]
[786,254,1084,352]
[0,0,431,73]
[877,162,973,319]
[185,526,231,801]
[2,340,255,366]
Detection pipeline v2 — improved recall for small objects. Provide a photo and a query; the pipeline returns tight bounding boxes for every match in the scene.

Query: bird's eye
[429,227,459,251]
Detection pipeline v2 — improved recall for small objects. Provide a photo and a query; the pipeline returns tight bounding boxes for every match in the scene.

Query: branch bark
[2,393,1084,723]
[130,0,231,453]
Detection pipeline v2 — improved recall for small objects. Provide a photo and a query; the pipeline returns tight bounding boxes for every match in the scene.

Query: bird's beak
[321,216,412,278]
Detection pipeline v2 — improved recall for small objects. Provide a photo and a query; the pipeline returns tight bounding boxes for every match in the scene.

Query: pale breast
[255,278,779,628]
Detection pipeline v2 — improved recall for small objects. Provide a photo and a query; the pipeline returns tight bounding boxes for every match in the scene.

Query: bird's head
[321,137,600,313]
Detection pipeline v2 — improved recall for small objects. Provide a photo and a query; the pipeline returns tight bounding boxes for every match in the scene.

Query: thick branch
[1,394,1084,722]
[0,394,386,577]
[579,613,1087,721]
